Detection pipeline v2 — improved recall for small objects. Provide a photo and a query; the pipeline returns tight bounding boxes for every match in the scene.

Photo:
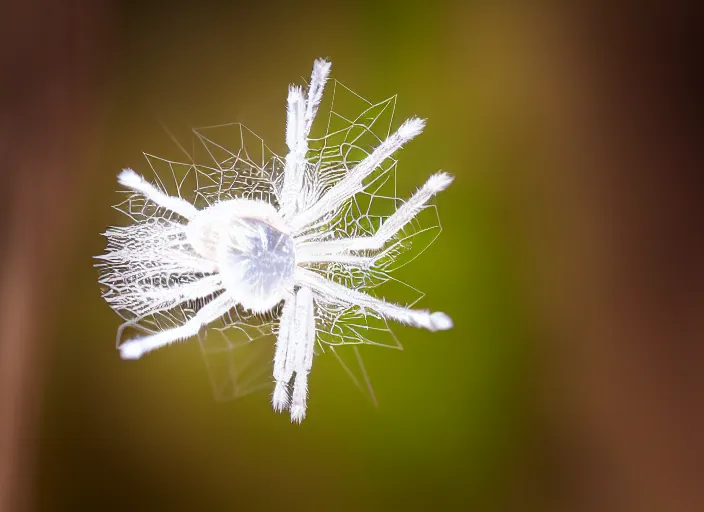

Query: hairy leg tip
[117,168,142,187]
[290,405,306,424]
[272,383,290,413]
[119,340,145,360]
[430,312,453,331]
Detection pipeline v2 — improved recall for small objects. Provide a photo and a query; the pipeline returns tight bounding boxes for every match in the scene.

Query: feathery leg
[272,287,317,422]
[303,59,331,139]
[272,295,295,411]
[280,60,332,217]
[296,171,454,262]
[296,268,453,331]
[285,85,306,154]
[118,168,198,220]
[290,117,426,232]
[289,287,316,423]
[349,171,453,251]
[119,292,233,360]
[279,85,308,216]
[103,274,224,321]
[296,253,374,266]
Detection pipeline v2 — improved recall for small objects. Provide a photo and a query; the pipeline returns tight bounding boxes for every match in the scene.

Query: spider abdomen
[219,217,295,312]
[186,199,295,313]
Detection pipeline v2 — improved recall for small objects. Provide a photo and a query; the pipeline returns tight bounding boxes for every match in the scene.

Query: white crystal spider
[98,58,453,423]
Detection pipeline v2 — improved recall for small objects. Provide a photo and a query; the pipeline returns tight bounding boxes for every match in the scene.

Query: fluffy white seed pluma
[97,58,454,423]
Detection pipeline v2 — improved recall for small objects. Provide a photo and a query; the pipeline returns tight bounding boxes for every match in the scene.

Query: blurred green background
[2,1,702,511]
[41,2,531,510]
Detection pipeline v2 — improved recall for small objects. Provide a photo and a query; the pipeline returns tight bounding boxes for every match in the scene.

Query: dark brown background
[1,2,702,511]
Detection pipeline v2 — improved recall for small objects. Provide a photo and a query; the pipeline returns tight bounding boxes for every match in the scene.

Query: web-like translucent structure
[98,69,446,407]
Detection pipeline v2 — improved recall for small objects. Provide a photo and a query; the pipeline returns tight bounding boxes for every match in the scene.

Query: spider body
[99,59,454,422]
[186,199,295,313]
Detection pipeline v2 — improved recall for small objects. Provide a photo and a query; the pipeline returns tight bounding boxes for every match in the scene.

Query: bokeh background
[1,1,702,511]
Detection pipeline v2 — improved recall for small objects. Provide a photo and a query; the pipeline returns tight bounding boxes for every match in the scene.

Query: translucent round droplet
[219,217,295,312]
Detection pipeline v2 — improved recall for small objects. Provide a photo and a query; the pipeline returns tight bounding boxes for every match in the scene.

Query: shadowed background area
[1,1,702,511]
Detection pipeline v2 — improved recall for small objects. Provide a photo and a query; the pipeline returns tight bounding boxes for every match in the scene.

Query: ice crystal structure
[97,58,454,422]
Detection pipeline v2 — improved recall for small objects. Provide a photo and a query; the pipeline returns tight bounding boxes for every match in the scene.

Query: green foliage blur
[39,2,537,510]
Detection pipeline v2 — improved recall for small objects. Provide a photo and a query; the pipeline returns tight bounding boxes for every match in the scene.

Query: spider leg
[296,268,453,332]
[303,58,331,138]
[296,172,454,266]
[280,59,332,217]
[289,287,316,423]
[295,252,374,267]
[295,171,454,263]
[285,85,306,153]
[119,292,233,360]
[118,168,199,220]
[349,171,453,251]
[271,287,317,423]
[272,296,295,411]
[279,86,307,216]
[104,274,224,330]
[290,117,426,233]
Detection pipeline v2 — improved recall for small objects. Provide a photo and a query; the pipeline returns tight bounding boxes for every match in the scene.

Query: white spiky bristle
[290,405,306,424]
[397,117,426,141]
[272,382,290,413]
[287,84,304,102]
[312,58,331,81]
[427,172,455,193]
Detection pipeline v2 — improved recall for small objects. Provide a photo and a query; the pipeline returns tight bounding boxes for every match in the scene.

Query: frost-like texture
[97,59,453,422]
